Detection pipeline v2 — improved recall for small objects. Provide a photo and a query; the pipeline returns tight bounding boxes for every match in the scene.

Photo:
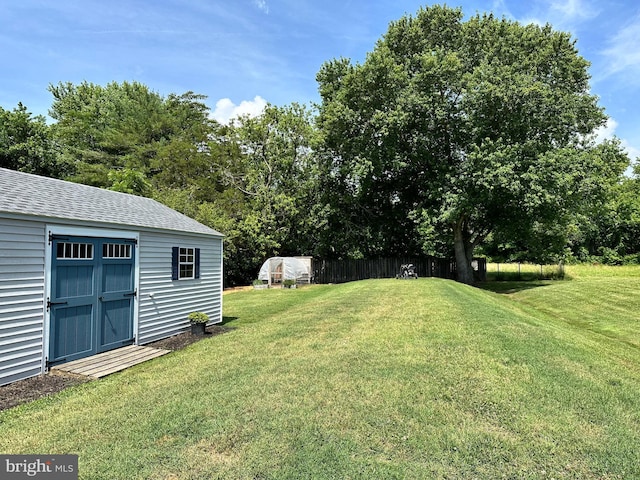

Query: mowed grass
[484,264,640,349]
[1,274,639,479]
[486,262,566,281]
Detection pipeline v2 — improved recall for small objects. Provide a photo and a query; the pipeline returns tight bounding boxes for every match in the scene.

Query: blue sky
[1,0,639,163]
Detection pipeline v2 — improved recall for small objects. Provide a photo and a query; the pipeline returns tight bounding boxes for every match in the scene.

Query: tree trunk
[454,220,475,284]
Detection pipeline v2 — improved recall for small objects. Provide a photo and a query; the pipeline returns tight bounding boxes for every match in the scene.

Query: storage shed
[0,168,224,386]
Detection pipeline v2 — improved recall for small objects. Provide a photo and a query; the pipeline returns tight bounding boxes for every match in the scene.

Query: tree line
[1,5,638,285]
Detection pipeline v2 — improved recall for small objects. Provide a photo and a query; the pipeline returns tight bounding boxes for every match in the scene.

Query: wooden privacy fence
[313,257,487,284]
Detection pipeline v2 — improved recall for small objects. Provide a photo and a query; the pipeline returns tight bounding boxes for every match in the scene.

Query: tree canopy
[316,5,628,282]
[48,81,214,193]
[1,5,638,285]
[0,103,67,177]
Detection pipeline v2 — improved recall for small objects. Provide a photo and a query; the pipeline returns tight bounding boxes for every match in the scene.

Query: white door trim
[43,225,140,371]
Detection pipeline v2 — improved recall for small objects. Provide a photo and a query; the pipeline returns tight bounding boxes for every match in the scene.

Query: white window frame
[56,242,94,260]
[178,247,196,280]
[102,243,132,259]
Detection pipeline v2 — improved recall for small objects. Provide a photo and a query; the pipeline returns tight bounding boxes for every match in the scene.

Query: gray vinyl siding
[137,232,223,344]
[0,218,46,386]
[0,213,222,386]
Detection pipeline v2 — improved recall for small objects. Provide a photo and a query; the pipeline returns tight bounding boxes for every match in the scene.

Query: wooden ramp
[51,345,170,379]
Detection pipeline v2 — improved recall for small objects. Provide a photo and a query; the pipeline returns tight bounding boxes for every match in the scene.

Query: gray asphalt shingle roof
[0,168,222,237]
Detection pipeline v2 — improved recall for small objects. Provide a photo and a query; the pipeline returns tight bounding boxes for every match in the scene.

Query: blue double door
[49,236,136,366]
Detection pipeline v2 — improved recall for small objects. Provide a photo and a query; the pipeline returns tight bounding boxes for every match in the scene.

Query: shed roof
[0,168,222,237]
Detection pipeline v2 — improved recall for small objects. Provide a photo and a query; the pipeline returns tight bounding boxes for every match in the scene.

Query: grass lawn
[1,269,639,479]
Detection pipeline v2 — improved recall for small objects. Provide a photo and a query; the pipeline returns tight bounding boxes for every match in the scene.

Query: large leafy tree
[612,170,640,259]
[0,103,67,177]
[215,103,319,282]
[567,160,640,263]
[48,81,215,194]
[159,102,318,285]
[481,139,630,264]
[46,80,320,285]
[316,6,624,282]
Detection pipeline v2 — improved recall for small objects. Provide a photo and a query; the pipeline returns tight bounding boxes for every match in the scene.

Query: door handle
[99,291,135,301]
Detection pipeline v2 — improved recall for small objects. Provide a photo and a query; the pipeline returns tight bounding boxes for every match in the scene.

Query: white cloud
[548,0,598,21]
[490,0,516,21]
[211,95,268,124]
[600,14,640,80]
[253,0,269,14]
[518,0,599,32]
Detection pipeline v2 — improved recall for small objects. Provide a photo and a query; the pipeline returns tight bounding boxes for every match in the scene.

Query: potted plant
[188,311,209,336]
[253,279,268,289]
[283,279,296,289]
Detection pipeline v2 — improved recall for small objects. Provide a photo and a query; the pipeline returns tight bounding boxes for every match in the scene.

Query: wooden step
[51,345,170,379]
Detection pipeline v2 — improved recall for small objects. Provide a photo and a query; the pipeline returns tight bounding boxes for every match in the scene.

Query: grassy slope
[505,265,640,350]
[1,276,639,479]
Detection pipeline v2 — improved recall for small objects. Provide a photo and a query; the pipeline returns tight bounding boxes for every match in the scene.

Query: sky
[1,0,639,164]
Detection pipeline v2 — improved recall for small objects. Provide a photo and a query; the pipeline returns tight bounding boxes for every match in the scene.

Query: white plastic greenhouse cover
[258,257,309,281]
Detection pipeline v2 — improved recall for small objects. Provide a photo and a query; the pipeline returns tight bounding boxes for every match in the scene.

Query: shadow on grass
[221,316,239,325]
[477,281,554,294]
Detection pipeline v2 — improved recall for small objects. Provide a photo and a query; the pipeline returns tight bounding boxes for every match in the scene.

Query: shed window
[102,243,132,259]
[56,242,94,260]
[180,247,195,279]
[172,247,201,280]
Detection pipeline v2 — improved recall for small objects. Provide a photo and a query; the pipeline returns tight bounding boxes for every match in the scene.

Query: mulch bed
[0,373,91,412]
[146,324,233,350]
[0,325,233,412]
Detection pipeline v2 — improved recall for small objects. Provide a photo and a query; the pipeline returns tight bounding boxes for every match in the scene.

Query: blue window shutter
[195,248,201,279]
[172,247,179,280]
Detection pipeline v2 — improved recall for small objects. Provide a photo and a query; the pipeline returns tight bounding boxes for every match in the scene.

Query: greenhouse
[257,257,312,286]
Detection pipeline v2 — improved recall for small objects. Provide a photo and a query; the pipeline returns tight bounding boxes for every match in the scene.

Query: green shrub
[599,247,624,265]
[187,311,209,324]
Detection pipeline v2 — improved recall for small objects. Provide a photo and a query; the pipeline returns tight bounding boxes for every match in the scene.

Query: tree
[614,169,640,259]
[566,157,640,264]
[107,168,152,196]
[217,103,318,278]
[48,81,215,192]
[483,139,630,264]
[316,5,622,282]
[0,103,67,177]
[158,102,318,286]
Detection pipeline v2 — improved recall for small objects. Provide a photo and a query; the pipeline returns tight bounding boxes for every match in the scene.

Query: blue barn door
[98,240,136,353]
[49,237,98,364]
[49,236,135,366]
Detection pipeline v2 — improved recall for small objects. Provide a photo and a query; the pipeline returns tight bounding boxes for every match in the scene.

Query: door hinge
[46,298,68,312]
[48,232,68,245]
[123,289,137,298]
